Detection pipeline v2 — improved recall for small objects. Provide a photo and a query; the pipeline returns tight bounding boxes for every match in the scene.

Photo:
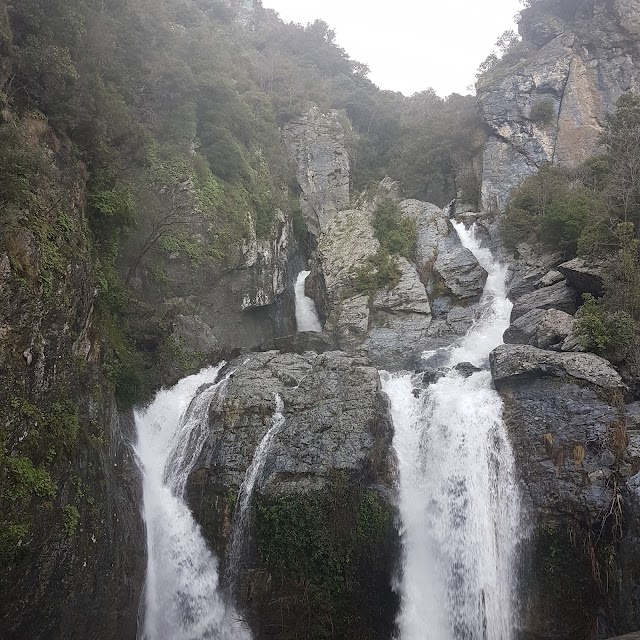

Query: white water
[294,270,322,332]
[383,223,522,640]
[135,365,251,640]
[226,394,286,585]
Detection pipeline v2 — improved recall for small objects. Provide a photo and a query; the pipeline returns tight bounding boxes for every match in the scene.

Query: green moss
[62,505,80,537]
[254,479,395,639]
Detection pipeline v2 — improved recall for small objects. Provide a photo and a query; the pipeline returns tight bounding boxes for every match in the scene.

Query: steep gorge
[2,0,640,639]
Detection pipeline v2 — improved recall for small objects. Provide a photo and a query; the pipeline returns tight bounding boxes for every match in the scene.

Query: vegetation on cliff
[501,93,640,363]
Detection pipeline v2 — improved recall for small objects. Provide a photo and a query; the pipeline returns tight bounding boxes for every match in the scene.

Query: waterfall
[226,394,286,586]
[382,223,522,640]
[134,365,251,640]
[294,270,322,332]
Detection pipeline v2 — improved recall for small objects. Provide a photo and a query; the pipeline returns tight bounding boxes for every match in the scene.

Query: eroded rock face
[479,0,640,211]
[511,280,579,320]
[498,375,621,638]
[187,350,398,640]
[504,308,575,349]
[306,194,488,368]
[558,256,606,296]
[490,343,623,388]
[0,118,144,640]
[282,106,350,236]
[490,337,640,637]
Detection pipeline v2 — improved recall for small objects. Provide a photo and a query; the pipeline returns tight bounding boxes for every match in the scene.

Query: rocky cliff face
[306,185,486,369]
[0,117,143,640]
[491,251,640,638]
[186,350,399,640]
[282,106,350,237]
[479,0,640,211]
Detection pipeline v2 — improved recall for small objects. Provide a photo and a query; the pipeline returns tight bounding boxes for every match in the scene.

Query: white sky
[260,0,522,97]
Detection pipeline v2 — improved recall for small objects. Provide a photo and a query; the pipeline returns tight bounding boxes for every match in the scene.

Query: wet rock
[490,344,624,389]
[421,368,446,386]
[511,281,579,321]
[453,362,483,378]
[557,257,606,296]
[187,350,399,639]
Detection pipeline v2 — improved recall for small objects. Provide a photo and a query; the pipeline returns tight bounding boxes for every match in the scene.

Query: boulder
[504,308,547,345]
[505,308,575,349]
[453,362,483,378]
[537,309,575,349]
[490,344,624,389]
[186,350,399,640]
[511,281,578,321]
[557,257,606,296]
[434,246,488,301]
[537,270,565,288]
[373,257,431,315]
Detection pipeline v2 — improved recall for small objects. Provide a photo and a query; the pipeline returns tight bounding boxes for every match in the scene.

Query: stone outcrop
[503,307,575,349]
[0,117,144,640]
[490,340,640,637]
[401,199,488,301]
[558,256,606,296]
[187,350,398,640]
[510,280,579,320]
[478,0,640,211]
[308,193,488,369]
[490,343,624,388]
[282,106,350,236]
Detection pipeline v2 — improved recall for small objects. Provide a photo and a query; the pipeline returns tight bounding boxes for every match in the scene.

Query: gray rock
[511,281,578,321]
[557,257,606,296]
[506,308,575,349]
[434,246,488,301]
[478,4,640,210]
[537,309,575,349]
[264,332,337,355]
[373,257,431,315]
[537,270,565,288]
[172,314,219,356]
[504,308,548,345]
[191,350,395,495]
[490,344,624,389]
[282,106,350,236]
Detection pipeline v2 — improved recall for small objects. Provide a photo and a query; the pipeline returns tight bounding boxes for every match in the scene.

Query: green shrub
[575,294,636,362]
[352,250,401,297]
[372,197,416,259]
[502,166,594,256]
[530,99,555,126]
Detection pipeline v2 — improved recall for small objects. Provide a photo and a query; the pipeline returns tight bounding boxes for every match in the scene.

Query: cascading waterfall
[226,394,286,586]
[135,364,251,640]
[382,223,522,640]
[294,270,322,332]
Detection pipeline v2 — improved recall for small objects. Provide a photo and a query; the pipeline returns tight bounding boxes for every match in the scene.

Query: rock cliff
[282,106,350,237]
[479,0,640,211]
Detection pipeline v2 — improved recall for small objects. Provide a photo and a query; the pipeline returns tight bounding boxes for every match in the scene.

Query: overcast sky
[260,0,522,97]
